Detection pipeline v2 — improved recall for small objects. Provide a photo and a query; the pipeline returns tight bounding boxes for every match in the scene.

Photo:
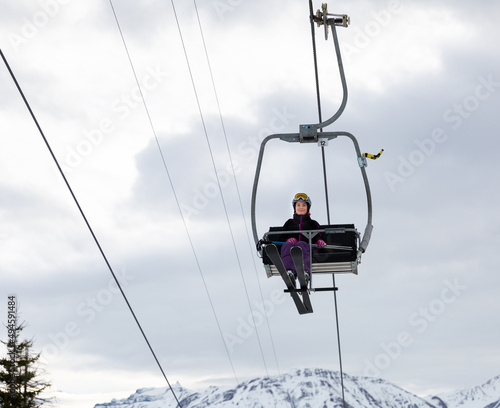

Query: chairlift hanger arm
[300,5,350,139]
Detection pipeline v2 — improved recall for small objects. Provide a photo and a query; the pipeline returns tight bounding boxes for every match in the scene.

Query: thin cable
[308,0,331,224]
[107,0,242,386]
[193,0,281,376]
[307,2,346,407]
[169,0,270,378]
[0,48,183,408]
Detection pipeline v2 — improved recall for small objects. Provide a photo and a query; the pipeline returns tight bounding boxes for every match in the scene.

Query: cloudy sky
[1,0,499,407]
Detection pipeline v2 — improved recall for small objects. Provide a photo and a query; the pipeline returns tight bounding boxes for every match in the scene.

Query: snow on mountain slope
[426,374,500,408]
[94,368,438,408]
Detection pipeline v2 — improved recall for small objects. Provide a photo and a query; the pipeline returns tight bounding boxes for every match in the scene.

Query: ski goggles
[294,193,309,201]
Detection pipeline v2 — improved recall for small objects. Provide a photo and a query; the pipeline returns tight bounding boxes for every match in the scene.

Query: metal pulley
[314,3,350,40]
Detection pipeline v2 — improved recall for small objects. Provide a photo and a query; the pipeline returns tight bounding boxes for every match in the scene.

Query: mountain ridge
[94,368,500,408]
[427,374,500,408]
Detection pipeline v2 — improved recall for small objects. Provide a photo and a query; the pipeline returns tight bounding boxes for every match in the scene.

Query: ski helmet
[292,193,311,212]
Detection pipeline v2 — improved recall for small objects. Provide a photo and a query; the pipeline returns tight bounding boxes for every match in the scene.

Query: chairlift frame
[251,6,374,285]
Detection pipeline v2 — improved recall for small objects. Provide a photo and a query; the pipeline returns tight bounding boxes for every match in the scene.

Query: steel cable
[307,2,347,406]
[1,47,183,407]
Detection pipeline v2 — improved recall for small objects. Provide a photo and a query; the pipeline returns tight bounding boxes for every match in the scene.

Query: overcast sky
[1,0,500,407]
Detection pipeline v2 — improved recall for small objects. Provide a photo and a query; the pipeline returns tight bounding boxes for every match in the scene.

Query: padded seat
[262,224,359,277]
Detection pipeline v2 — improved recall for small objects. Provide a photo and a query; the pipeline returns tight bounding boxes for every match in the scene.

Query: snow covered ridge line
[93,368,500,408]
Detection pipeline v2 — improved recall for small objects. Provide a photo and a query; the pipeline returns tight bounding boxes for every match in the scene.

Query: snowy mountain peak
[95,370,500,408]
[429,374,500,408]
[94,368,442,408]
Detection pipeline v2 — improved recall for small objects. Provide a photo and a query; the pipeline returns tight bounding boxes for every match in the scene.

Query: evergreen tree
[0,320,53,407]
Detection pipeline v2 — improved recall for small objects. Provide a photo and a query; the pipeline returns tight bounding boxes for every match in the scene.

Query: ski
[265,244,310,315]
[291,246,313,313]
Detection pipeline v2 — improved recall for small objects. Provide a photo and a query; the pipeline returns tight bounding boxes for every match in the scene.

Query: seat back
[262,224,358,265]
[316,224,358,263]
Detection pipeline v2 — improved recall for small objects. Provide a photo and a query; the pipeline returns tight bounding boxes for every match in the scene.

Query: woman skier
[280,193,326,284]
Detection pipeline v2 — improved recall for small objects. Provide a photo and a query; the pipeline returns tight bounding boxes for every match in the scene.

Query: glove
[286,238,298,244]
[316,239,326,247]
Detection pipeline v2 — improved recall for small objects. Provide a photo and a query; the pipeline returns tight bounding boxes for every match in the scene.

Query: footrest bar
[311,287,338,292]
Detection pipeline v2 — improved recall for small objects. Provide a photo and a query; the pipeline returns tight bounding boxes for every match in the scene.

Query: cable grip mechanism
[299,124,319,143]
[313,3,350,40]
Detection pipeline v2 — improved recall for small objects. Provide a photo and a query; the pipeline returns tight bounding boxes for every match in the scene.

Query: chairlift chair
[251,4,381,307]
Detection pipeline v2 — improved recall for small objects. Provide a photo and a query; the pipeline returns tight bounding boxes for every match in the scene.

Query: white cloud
[1,1,499,407]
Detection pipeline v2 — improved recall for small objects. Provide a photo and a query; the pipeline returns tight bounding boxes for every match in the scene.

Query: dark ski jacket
[281,213,323,244]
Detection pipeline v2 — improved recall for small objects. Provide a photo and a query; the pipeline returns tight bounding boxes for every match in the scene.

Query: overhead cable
[0,47,183,408]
